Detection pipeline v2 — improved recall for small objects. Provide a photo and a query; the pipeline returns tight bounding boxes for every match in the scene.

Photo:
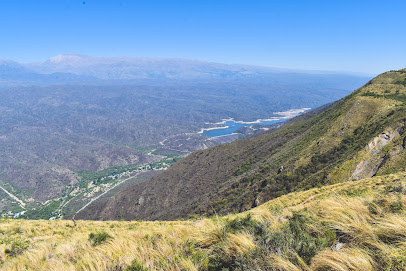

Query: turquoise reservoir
[202,119,284,137]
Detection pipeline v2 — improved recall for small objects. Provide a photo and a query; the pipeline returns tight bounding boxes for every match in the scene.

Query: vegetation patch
[204,211,335,270]
[4,238,30,257]
[88,231,113,246]
[395,78,406,86]
[362,90,406,103]
[233,161,251,176]
[125,259,150,271]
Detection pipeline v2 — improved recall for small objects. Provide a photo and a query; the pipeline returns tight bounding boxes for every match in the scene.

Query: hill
[77,68,406,220]
[1,173,405,270]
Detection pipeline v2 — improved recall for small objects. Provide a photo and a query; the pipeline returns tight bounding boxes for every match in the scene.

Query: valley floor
[1,173,406,270]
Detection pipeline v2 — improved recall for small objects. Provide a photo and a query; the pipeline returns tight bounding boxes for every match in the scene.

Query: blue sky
[0,0,405,74]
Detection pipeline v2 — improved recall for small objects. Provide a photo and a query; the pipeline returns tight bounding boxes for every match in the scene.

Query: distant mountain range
[0,54,373,82]
[27,54,270,80]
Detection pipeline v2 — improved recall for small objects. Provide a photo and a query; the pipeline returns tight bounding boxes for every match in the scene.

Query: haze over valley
[0,55,371,218]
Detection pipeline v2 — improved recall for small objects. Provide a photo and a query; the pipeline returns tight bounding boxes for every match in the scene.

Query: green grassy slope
[77,68,406,221]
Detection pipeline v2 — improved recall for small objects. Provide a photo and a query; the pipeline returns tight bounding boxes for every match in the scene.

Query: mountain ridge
[23,54,375,79]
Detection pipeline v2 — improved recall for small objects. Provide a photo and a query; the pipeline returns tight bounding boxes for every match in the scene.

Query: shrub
[88,231,112,246]
[224,214,264,236]
[342,187,368,197]
[207,211,335,270]
[125,259,150,271]
[234,161,251,176]
[11,227,22,234]
[384,184,404,194]
[389,254,406,270]
[285,212,335,263]
[390,196,403,213]
[4,239,30,257]
[395,78,406,85]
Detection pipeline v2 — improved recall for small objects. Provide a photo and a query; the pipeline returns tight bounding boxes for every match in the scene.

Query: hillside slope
[77,68,406,221]
[1,173,406,270]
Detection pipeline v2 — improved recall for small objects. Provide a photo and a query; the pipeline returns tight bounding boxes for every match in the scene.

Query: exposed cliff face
[349,122,406,181]
[77,69,406,221]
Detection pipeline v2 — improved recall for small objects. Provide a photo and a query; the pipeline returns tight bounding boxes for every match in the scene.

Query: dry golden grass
[224,232,255,256]
[269,253,304,271]
[1,173,405,270]
[311,248,375,271]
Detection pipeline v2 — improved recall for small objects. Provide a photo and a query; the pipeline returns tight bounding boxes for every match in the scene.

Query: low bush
[88,231,112,246]
[206,211,335,270]
[125,259,150,271]
[4,239,30,257]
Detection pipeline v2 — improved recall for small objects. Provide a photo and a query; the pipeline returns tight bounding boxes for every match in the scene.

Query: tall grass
[0,173,405,270]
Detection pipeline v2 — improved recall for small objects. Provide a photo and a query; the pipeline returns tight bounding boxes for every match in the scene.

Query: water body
[202,119,283,137]
[200,108,310,138]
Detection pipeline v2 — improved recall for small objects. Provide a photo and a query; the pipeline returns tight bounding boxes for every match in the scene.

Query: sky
[0,0,405,74]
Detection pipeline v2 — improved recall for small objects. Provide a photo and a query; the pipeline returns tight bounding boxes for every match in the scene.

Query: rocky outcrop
[349,121,406,181]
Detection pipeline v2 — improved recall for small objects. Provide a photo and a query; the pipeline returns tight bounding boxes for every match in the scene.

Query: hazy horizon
[1,54,377,77]
[0,0,405,74]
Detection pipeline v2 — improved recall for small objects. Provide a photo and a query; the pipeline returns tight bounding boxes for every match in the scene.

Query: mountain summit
[47,54,90,64]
